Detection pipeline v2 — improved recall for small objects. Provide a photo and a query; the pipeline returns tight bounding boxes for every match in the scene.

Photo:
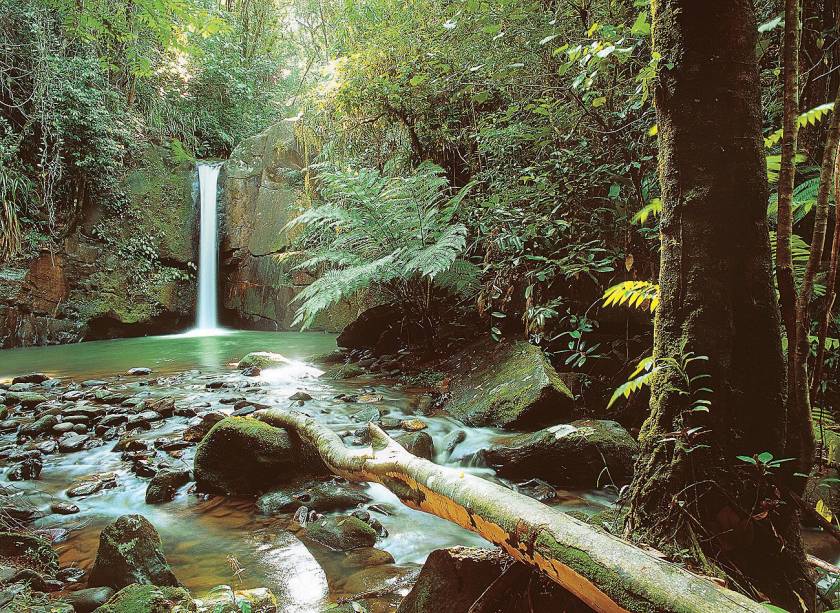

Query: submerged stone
[256,478,370,514]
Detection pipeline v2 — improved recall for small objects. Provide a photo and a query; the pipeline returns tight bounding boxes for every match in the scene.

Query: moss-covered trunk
[626,1,814,609]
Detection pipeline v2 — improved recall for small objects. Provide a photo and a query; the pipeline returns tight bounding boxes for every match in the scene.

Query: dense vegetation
[6,0,840,609]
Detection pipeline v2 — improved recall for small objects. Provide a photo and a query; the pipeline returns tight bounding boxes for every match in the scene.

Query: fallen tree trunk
[256,409,766,613]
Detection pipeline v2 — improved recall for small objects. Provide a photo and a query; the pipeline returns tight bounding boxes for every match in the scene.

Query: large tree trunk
[625,1,814,610]
[256,409,766,613]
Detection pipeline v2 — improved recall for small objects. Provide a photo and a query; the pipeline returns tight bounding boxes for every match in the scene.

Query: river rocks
[304,515,377,551]
[481,419,638,487]
[7,457,42,480]
[396,431,434,460]
[194,417,327,496]
[323,363,365,380]
[20,414,58,436]
[445,341,574,429]
[195,586,277,612]
[289,391,312,402]
[50,501,80,515]
[93,584,195,612]
[88,514,180,590]
[238,351,287,369]
[12,373,48,384]
[127,367,152,376]
[8,391,48,409]
[182,412,226,443]
[58,432,90,453]
[0,532,59,573]
[63,586,116,612]
[145,469,191,504]
[256,478,370,514]
[396,547,506,613]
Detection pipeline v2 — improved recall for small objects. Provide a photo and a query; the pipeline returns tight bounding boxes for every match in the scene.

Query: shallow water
[0,331,612,611]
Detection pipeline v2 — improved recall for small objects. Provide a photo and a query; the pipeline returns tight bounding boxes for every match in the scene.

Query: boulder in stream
[256,478,370,514]
[93,583,195,612]
[395,431,434,460]
[63,586,115,612]
[145,469,191,504]
[481,419,639,487]
[397,546,590,613]
[304,514,377,551]
[193,417,327,496]
[237,351,288,369]
[88,514,180,590]
[444,341,574,429]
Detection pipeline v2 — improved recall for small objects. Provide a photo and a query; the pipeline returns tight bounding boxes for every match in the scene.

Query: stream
[0,330,616,611]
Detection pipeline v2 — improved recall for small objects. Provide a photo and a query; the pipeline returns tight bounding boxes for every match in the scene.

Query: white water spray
[196,163,222,332]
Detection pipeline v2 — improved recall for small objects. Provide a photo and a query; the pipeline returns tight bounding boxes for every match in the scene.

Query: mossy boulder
[145,469,191,504]
[481,419,638,487]
[395,431,435,460]
[0,531,58,573]
[304,515,377,551]
[193,587,277,612]
[237,351,288,369]
[193,417,327,496]
[445,341,574,430]
[93,584,195,613]
[88,514,180,590]
[322,363,365,380]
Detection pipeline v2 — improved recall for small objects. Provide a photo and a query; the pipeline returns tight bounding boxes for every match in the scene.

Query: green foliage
[289,162,479,331]
[607,355,658,408]
[764,102,835,148]
[602,280,659,312]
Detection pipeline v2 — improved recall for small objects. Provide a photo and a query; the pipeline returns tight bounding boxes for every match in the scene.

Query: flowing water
[196,163,222,332]
[0,332,613,611]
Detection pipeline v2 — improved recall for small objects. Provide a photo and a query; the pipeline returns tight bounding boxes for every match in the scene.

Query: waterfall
[196,163,222,331]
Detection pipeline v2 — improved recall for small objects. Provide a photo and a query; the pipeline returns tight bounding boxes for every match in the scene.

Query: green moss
[446,341,574,429]
[304,515,377,551]
[94,584,195,613]
[194,417,325,496]
[237,351,286,369]
[323,363,365,380]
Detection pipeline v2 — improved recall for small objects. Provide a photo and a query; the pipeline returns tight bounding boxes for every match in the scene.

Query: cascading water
[195,163,222,332]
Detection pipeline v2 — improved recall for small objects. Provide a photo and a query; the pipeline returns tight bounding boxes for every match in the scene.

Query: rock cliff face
[221,122,366,332]
[0,147,197,348]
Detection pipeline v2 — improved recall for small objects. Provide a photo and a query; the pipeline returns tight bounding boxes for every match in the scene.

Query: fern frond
[602,280,660,312]
[404,224,468,278]
[435,258,482,297]
[765,102,835,148]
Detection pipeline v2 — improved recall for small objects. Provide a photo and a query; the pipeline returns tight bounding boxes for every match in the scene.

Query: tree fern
[287,163,478,330]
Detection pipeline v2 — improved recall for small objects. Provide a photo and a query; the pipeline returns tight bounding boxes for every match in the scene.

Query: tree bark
[255,409,766,613]
[625,1,813,610]
[777,0,802,363]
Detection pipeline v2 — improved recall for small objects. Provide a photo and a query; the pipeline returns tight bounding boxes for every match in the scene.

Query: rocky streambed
[0,330,634,612]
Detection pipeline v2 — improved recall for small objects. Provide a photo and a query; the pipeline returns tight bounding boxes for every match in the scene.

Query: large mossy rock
[93,584,195,613]
[256,478,370,514]
[397,546,589,613]
[445,341,574,429]
[481,419,638,487]
[0,531,58,573]
[88,515,180,590]
[304,515,377,551]
[194,417,327,496]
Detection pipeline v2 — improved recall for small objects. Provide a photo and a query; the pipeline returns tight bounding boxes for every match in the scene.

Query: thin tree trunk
[777,0,802,363]
[812,136,840,400]
[255,410,766,613]
[791,84,840,471]
[625,1,813,609]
